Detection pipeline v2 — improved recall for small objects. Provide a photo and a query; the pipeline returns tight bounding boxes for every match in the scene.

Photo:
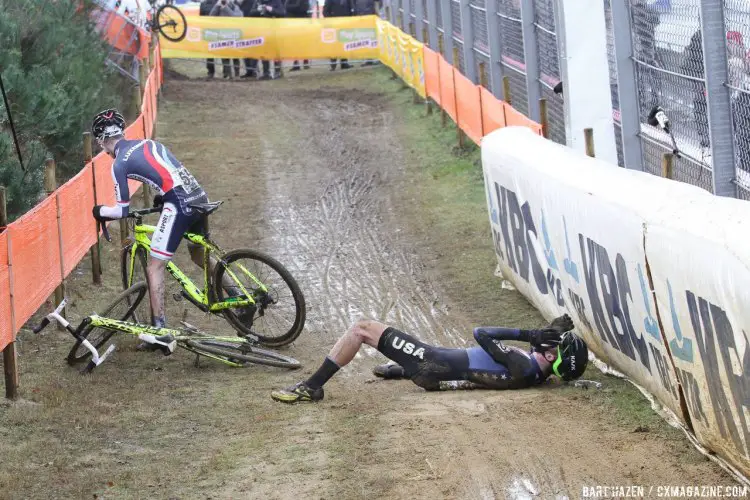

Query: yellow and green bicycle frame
[124,221,267,313]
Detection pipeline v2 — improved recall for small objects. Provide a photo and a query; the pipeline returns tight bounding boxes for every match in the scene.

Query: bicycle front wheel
[120,243,151,325]
[66,282,149,365]
[156,5,187,42]
[212,249,306,347]
[186,340,301,369]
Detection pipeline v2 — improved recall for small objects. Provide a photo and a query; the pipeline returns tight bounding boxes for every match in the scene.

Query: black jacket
[352,0,375,15]
[285,0,310,17]
[245,0,286,17]
[324,0,352,17]
[200,0,218,16]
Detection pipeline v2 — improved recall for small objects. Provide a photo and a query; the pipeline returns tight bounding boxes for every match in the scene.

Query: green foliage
[0,0,125,220]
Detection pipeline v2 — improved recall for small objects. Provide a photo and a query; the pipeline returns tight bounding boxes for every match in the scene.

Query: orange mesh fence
[98,11,151,60]
[125,116,145,140]
[58,166,97,278]
[0,232,12,350]
[505,103,543,135]
[481,87,507,136]
[454,72,483,145]
[424,47,441,105]
[438,56,457,123]
[93,152,116,207]
[7,196,61,330]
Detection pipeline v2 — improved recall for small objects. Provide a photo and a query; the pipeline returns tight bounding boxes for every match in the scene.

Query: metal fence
[384,0,750,200]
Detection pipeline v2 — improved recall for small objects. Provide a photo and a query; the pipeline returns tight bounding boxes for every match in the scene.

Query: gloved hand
[92,205,116,223]
[528,328,562,350]
[153,194,164,208]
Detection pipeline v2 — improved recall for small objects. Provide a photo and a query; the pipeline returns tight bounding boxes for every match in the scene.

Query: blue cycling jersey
[109,139,205,216]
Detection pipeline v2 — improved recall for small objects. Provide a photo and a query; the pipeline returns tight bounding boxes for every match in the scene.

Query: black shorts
[377,328,469,389]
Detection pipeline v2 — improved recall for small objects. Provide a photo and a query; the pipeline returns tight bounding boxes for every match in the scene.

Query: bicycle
[147,0,187,43]
[116,202,306,347]
[33,282,301,374]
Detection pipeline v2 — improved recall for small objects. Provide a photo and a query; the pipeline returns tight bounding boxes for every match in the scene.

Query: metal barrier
[382,0,750,200]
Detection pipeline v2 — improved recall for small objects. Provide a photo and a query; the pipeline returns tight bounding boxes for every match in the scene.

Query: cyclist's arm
[98,161,130,219]
[472,327,536,380]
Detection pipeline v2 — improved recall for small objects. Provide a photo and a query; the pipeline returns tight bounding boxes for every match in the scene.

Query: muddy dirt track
[0,66,736,499]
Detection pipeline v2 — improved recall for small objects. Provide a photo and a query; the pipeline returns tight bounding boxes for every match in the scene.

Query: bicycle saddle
[188,200,223,215]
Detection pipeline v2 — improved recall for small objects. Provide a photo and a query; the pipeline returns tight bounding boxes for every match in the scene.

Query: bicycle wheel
[212,249,306,347]
[186,339,301,369]
[120,243,151,325]
[155,5,187,42]
[66,282,149,365]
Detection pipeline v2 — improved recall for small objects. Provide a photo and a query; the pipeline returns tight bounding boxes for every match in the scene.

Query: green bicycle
[33,282,301,373]
[119,203,306,347]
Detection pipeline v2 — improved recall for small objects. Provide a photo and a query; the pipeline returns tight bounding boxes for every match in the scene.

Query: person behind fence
[324,0,353,70]
[683,29,709,149]
[200,0,218,79]
[286,0,311,71]
[246,0,286,79]
[210,0,243,79]
[238,0,259,78]
[271,314,588,403]
[352,0,378,66]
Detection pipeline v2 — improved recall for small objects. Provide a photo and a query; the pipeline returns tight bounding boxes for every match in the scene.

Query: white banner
[482,127,750,478]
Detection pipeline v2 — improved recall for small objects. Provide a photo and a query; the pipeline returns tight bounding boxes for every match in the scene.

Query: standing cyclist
[271,314,588,403]
[90,109,210,338]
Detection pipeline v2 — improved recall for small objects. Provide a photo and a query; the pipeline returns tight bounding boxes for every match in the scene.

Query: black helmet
[92,108,125,142]
[551,331,588,381]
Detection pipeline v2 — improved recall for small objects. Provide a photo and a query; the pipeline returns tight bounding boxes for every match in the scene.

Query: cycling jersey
[376,327,546,391]
[101,139,206,219]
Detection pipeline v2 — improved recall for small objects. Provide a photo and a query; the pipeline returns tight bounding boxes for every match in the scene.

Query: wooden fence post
[85,132,103,283]
[539,98,549,139]
[503,76,512,106]
[584,128,596,158]
[662,152,674,179]
[0,186,18,400]
[44,159,66,329]
[422,26,433,115]
[452,46,465,149]
[478,62,488,88]
[438,33,447,128]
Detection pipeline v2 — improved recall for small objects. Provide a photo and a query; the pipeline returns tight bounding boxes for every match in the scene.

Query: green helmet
[551,331,588,381]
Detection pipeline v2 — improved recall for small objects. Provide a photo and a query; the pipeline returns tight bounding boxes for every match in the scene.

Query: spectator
[682,29,709,148]
[324,0,353,70]
[352,0,378,66]
[247,0,286,79]
[631,0,662,113]
[238,0,258,78]
[200,0,218,79]
[210,0,243,79]
[286,0,311,71]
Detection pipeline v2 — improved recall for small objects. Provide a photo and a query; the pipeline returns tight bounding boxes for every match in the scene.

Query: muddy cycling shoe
[135,334,176,356]
[271,381,324,404]
[372,363,406,379]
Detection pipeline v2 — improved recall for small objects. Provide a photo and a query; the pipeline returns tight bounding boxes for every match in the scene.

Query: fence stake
[131,79,143,122]
[85,133,103,283]
[661,152,674,180]
[584,128,596,158]
[438,33,447,127]
[502,76,512,106]
[539,98,549,139]
[478,62,488,88]
[385,5,392,22]
[423,26,433,115]
[0,186,18,400]
[452,46,465,150]
[45,159,66,329]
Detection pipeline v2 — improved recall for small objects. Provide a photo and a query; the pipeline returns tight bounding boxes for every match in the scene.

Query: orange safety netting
[438,55,457,123]
[454,71,483,145]
[125,116,145,140]
[93,152,116,207]
[97,11,151,60]
[7,196,61,330]
[480,87,507,135]
[0,232,12,350]
[424,47,441,105]
[57,166,97,277]
[505,104,544,136]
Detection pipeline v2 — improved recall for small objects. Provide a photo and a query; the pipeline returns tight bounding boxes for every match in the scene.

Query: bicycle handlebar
[127,206,162,218]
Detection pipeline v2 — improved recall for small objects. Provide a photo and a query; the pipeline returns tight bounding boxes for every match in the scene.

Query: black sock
[306,357,340,389]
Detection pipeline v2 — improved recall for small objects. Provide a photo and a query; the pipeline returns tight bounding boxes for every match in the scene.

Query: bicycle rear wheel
[186,340,301,369]
[66,282,148,365]
[156,5,187,42]
[212,249,306,347]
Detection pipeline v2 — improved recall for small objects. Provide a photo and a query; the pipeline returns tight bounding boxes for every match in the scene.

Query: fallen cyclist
[271,314,588,403]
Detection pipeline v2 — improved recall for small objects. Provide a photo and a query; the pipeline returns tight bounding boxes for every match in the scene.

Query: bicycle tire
[212,249,306,347]
[66,282,149,365]
[120,243,151,325]
[155,4,187,42]
[185,340,301,369]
